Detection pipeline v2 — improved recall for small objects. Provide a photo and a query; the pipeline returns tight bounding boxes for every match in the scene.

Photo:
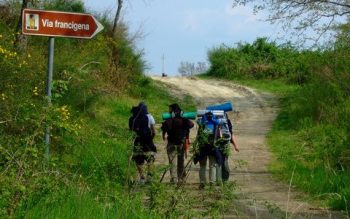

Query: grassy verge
[22,78,198,218]
[267,97,350,211]
[201,74,350,213]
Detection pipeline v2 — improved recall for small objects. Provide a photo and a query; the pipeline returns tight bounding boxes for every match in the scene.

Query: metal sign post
[22,9,104,161]
[45,37,54,160]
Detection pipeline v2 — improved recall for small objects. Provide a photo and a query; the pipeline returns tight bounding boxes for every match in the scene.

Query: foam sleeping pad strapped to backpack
[162,112,196,120]
[206,102,233,112]
[197,110,225,118]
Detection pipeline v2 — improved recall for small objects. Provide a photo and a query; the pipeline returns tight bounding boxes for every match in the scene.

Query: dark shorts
[194,143,224,165]
[132,135,156,165]
[134,135,156,153]
[132,153,155,165]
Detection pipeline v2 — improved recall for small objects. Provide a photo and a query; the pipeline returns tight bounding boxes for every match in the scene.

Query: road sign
[22,9,104,39]
[21,9,104,161]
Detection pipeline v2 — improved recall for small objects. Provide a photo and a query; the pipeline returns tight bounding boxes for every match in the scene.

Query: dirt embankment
[152,76,347,219]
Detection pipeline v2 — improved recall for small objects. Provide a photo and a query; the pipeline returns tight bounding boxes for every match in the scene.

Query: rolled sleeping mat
[206,102,233,112]
[162,112,197,120]
[196,110,225,118]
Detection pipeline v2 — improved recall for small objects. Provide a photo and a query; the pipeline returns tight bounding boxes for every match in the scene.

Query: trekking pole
[160,139,189,183]
[175,155,194,189]
[159,165,170,183]
[126,134,137,188]
[160,153,194,183]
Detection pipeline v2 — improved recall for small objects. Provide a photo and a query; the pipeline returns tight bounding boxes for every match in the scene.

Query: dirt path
[152,76,346,218]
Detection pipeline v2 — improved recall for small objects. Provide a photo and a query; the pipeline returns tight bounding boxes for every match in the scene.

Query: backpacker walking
[194,111,221,189]
[216,112,239,183]
[129,102,157,184]
[161,103,194,184]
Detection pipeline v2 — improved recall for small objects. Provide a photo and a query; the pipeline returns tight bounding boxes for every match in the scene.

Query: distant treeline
[207,37,350,85]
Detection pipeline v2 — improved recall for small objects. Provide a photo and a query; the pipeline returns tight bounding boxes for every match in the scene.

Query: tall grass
[0,0,197,217]
[206,37,350,212]
[18,76,197,218]
[267,71,350,211]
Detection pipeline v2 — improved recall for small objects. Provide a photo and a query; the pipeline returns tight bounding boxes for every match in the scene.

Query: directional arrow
[22,9,104,39]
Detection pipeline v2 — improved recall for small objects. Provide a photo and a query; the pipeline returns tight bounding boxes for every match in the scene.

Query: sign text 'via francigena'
[22,9,104,39]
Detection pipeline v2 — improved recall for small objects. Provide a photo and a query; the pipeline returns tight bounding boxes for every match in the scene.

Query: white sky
[84,0,282,75]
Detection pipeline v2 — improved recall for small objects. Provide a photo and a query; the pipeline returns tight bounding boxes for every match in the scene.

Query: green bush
[0,0,154,216]
[206,34,350,212]
[206,38,339,84]
[268,63,350,211]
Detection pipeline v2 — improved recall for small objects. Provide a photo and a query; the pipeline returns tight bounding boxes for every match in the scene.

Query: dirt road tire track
[152,76,347,218]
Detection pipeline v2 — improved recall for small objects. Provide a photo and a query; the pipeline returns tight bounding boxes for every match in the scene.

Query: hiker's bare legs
[146,155,155,182]
[136,165,145,181]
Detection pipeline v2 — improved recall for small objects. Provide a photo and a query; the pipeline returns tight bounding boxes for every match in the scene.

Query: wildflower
[1,93,6,101]
[32,87,39,96]
[59,105,70,120]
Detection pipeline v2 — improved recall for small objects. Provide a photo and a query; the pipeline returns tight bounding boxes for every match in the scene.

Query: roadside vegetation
[0,1,224,218]
[205,35,350,212]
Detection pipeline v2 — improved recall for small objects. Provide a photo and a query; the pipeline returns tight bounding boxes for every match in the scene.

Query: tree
[232,0,350,43]
[196,62,208,74]
[178,61,208,76]
[14,0,30,51]
[112,0,123,38]
[178,61,195,76]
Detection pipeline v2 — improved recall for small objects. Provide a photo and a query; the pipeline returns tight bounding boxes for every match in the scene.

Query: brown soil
[151,76,347,219]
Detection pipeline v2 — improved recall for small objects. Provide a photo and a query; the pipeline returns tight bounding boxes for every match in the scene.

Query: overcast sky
[84,0,281,76]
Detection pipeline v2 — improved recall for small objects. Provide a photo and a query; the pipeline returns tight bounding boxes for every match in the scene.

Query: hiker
[215,112,239,183]
[161,103,194,184]
[129,102,157,184]
[195,111,221,189]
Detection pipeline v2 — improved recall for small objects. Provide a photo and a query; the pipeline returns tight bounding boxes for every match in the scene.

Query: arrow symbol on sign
[90,16,104,39]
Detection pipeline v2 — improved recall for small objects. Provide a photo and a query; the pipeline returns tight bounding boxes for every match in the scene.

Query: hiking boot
[170,178,177,184]
[139,177,145,185]
[199,183,205,190]
[146,175,152,184]
[177,178,184,186]
[216,181,223,186]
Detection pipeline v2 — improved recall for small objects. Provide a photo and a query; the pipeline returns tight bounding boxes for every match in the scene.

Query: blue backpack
[198,114,220,144]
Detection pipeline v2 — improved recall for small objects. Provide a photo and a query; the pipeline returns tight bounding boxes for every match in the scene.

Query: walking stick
[160,141,193,183]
